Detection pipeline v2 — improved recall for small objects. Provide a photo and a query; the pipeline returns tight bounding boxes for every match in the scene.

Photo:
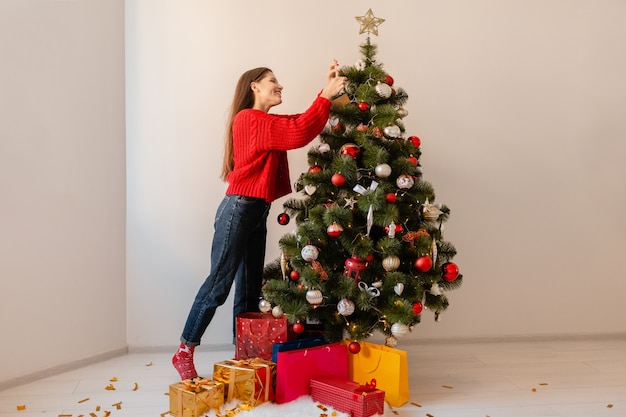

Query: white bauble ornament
[306,289,323,305]
[383,125,401,139]
[374,163,392,178]
[375,82,392,99]
[382,255,400,272]
[271,305,284,318]
[301,245,319,262]
[393,283,404,296]
[391,322,410,338]
[337,298,355,316]
[396,174,414,190]
[318,143,331,153]
[258,299,271,313]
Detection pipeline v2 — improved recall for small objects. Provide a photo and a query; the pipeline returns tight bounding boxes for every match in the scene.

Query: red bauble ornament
[292,322,305,334]
[412,301,423,315]
[372,126,383,138]
[277,212,290,225]
[340,143,360,159]
[385,74,394,86]
[409,135,421,148]
[358,101,370,111]
[331,173,346,186]
[309,164,322,173]
[407,155,418,166]
[385,193,397,203]
[414,255,433,272]
[344,255,367,280]
[356,123,369,132]
[289,270,300,281]
[442,262,460,282]
[327,222,344,238]
[365,253,375,262]
[348,341,361,354]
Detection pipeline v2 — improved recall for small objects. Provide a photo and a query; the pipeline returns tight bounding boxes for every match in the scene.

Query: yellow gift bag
[344,341,409,407]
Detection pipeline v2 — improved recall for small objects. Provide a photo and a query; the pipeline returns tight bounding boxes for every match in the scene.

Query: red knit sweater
[225,95,332,202]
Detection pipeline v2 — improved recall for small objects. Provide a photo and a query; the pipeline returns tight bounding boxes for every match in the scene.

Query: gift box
[275,342,349,404]
[311,376,385,417]
[213,358,275,407]
[235,312,293,360]
[342,340,409,407]
[169,378,224,417]
[271,336,326,363]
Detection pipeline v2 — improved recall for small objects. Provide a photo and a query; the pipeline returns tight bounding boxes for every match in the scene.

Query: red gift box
[311,376,385,417]
[275,342,348,404]
[235,312,293,360]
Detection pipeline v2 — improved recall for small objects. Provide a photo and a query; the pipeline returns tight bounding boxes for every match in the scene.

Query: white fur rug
[201,395,393,417]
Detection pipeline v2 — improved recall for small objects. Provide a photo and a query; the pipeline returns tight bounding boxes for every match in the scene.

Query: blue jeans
[180,194,271,346]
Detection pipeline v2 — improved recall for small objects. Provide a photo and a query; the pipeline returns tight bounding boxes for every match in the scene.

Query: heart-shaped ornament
[304,185,317,195]
[394,283,404,296]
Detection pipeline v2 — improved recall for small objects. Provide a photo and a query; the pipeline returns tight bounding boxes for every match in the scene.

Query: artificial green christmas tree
[261,10,462,348]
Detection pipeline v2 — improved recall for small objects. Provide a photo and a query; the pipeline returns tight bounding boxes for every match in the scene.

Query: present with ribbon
[310,376,385,417]
[212,358,276,407]
[168,377,224,417]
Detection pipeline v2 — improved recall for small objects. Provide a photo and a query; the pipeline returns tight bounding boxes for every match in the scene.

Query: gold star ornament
[355,8,385,36]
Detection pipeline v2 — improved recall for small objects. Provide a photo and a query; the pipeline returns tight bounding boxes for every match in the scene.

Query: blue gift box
[271,336,326,363]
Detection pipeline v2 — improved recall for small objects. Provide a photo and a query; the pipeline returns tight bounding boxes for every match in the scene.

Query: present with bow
[168,377,224,417]
[310,376,385,417]
[212,357,275,407]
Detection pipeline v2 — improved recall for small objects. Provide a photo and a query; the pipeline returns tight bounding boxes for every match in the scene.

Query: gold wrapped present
[169,377,224,417]
[213,358,275,407]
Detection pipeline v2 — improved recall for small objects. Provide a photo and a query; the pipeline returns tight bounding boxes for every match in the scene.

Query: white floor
[1,337,625,417]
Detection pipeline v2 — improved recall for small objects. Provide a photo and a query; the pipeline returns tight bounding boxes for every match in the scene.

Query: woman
[173,61,346,380]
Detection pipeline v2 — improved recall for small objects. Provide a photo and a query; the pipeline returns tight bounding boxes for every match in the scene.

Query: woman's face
[251,71,283,112]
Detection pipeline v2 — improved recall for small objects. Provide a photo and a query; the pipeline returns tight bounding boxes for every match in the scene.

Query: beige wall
[126,0,626,349]
[0,0,126,386]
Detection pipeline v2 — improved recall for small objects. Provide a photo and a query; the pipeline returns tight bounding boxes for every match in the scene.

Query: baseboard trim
[395,331,626,346]
[0,346,128,392]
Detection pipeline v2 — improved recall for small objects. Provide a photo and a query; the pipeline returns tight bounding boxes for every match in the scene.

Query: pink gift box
[310,376,385,417]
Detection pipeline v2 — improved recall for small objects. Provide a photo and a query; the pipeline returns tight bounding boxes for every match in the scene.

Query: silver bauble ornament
[382,255,401,272]
[375,82,392,98]
[301,245,319,261]
[318,143,331,153]
[391,322,410,338]
[374,163,392,178]
[258,299,271,313]
[383,125,401,139]
[396,174,415,189]
[306,289,323,305]
[271,305,284,318]
[337,298,355,316]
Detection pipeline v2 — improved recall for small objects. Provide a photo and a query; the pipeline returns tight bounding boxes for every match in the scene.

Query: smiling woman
[171,62,346,381]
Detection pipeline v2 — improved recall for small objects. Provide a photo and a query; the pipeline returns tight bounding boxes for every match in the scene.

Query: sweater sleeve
[246,95,332,151]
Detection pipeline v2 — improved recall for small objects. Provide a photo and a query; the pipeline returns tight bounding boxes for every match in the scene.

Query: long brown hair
[221,67,272,182]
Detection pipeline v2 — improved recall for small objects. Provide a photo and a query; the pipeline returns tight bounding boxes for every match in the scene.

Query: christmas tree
[261,9,462,348]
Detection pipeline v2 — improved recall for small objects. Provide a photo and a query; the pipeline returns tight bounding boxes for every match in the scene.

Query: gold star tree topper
[355,8,385,36]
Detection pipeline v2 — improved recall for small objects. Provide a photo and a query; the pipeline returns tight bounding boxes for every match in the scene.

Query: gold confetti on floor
[607,404,614,408]
[411,402,422,407]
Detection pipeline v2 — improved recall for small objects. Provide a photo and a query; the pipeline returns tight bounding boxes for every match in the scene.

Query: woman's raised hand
[320,59,347,100]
